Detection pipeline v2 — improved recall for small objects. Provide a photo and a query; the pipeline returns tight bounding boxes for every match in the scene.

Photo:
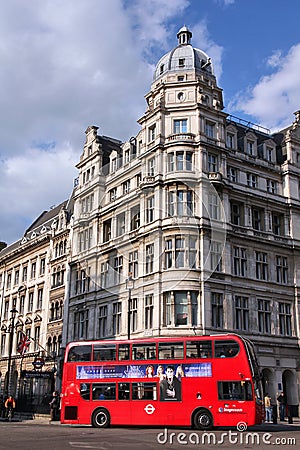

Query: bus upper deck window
[132,344,156,360]
[186,340,212,359]
[94,344,117,361]
[67,345,92,362]
[158,342,184,359]
[118,344,130,360]
[215,340,239,358]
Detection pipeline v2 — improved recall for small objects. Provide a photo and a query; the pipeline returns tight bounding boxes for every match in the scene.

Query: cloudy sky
[1,0,300,245]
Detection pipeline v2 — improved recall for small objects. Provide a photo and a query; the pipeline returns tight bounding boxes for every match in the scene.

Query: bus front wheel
[193,409,213,430]
[92,408,110,428]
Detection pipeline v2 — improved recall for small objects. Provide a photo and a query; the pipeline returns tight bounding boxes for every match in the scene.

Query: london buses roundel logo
[144,404,155,415]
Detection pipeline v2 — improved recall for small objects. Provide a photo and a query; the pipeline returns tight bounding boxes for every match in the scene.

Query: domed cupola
[153,26,214,82]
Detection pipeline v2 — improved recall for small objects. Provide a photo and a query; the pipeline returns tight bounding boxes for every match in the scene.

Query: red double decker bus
[61,334,263,429]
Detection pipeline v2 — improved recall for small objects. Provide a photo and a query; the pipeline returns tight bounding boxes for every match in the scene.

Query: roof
[153,26,213,82]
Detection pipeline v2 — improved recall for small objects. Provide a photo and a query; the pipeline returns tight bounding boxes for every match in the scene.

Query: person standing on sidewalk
[277,392,286,421]
[264,394,273,423]
[49,391,59,423]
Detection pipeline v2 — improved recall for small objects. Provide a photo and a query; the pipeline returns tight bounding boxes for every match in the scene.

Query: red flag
[17,333,31,356]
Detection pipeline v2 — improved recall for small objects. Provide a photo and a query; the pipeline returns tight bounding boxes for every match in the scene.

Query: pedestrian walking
[49,391,60,423]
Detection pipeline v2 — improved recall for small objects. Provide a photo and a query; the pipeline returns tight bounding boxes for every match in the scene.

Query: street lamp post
[6,307,18,397]
[126,274,134,340]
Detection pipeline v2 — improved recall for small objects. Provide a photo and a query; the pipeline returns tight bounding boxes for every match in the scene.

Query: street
[0,421,299,450]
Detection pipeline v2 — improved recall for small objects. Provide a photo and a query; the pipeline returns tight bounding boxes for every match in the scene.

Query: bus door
[216,380,253,426]
[129,381,162,426]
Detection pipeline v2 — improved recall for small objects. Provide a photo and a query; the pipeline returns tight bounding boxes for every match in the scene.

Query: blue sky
[1,0,300,244]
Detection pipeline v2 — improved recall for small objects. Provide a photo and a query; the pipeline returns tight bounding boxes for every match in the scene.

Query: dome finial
[177,26,192,45]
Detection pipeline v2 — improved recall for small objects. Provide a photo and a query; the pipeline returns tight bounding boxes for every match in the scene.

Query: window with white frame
[252,208,264,231]
[78,227,93,252]
[103,219,111,242]
[109,188,117,202]
[74,309,89,340]
[146,195,155,223]
[122,180,130,195]
[19,295,25,315]
[14,269,19,285]
[266,179,277,194]
[205,121,215,139]
[247,140,255,156]
[98,305,108,338]
[116,212,126,237]
[163,291,198,327]
[266,146,273,162]
[167,151,193,171]
[149,124,156,142]
[112,302,122,335]
[111,157,117,173]
[40,258,46,276]
[211,293,223,328]
[210,241,222,272]
[147,157,155,176]
[37,288,43,309]
[208,153,217,172]
[231,202,244,226]
[279,302,292,336]
[145,244,154,274]
[145,294,153,329]
[31,262,36,279]
[34,326,40,351]
[209,192,220,220]
[235,296,249,330]
[131,298,138,333]
[276,256,288,284]
[272,213,283,235]
[227,166,238,182]
[226,132,235,149]
[81,193,94,213]
[247,173,257,188]
[100,262,108,288]
[255,251,268,280]
[28,291,34,312]
[130,205,140,231]
[167,188,193,217]
[258,299,271,333]
[233,246,247,277]
[164,235,197,270]
[22,267,27,282]
[114,256,123,284]
[124,148,130,164]
[75,268,90,294]
[129,250,138,278]
[173,119,187,134]
[4,300,9,319]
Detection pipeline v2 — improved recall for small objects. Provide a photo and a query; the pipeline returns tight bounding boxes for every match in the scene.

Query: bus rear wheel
[92,408,110,428]
[193,409,213,430]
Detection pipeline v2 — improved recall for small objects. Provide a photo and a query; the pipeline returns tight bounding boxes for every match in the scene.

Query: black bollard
[272,405,277,424]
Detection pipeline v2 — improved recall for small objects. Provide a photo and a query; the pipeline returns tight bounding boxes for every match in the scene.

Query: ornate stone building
[0,201,72,410]
[63,27,300,413]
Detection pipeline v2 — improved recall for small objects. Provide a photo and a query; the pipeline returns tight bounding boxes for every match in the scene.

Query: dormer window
[266,146,273,163]
[179,58,185,67]
[247,140,255,156]
[160,64,164,74]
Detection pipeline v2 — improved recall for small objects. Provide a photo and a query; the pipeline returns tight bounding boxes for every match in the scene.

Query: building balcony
[208,172,223,185]
[166,133,195,143]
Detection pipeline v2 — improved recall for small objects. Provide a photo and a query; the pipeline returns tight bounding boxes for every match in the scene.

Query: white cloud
[0,0,225,245]
[229,43,300,130]
[0,144,78,243]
